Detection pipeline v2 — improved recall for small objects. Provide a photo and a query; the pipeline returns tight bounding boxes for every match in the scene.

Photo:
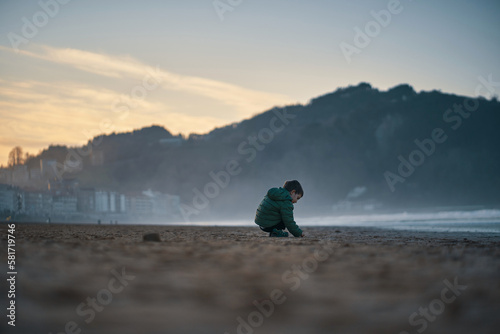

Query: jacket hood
[267,187,292,201]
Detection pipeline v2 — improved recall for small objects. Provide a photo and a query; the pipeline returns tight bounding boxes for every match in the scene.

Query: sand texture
[1,224,499,334]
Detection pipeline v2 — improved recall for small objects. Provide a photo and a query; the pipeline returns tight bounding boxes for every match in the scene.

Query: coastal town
[0,158,181,223]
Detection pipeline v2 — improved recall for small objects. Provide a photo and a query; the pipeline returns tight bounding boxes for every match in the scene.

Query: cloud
[0,44,293,116]
[0,44,296,165]
[0,79,223,164]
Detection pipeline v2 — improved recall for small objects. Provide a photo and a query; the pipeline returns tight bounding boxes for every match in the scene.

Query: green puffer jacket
[254,187,303,237]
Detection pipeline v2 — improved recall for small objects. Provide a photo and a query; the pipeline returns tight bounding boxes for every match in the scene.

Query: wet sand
[1,223,499,334]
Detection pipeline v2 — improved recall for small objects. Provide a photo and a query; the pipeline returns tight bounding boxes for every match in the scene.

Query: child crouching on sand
[254,180,305,238]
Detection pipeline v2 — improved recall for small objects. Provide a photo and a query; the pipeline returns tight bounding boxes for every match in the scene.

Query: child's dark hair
[283,180,304,196]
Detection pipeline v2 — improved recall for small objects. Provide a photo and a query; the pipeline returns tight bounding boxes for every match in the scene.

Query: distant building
[127,194,153,216]
[12,165,29,185]
[52,195,77,216]
[2,179,180,221]
[119,194,126,213]
[29,167,42,180]
[0,184,16,213]
[77,188,95,213]
[0,168,12,184]
[24,191,52,216]
[109,192,116,212]
[78,189,127,214]
[141,189,180,217]
[40,159,58,179]
[95,190,109,212]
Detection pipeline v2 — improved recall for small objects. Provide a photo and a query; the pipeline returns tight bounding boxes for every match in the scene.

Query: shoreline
[6,218,500,235]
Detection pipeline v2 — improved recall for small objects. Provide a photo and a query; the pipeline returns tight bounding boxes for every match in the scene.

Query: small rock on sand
[143,233,161,242]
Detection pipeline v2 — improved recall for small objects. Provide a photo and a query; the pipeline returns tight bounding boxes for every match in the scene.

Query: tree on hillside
[8,146,24,167]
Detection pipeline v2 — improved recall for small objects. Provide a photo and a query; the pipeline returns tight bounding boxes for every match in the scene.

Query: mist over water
[157,209,500,234]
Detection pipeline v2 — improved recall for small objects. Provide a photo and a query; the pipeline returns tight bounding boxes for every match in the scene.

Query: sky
[0,0,499,166]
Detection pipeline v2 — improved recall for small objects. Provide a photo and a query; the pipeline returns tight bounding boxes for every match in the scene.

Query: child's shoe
[269,229,289,237]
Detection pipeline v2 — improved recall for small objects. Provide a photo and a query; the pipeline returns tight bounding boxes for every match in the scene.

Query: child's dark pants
[259,221,286,232]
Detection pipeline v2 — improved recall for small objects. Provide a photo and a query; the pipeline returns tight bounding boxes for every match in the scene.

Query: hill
[15,83,500,219]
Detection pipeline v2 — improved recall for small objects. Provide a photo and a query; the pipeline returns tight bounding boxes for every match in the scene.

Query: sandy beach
[1,223,499,334]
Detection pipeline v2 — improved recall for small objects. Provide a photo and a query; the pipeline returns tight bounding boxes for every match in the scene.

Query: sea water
[191,209,500,234]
